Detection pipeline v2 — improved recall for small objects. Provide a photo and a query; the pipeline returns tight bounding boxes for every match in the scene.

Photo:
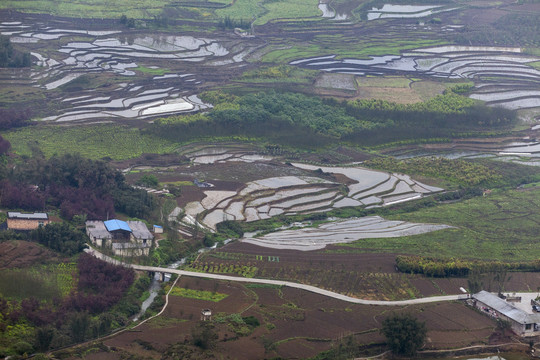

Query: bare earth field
[0,240,59,269]
[69,276,499,360]
[193,241,540,301]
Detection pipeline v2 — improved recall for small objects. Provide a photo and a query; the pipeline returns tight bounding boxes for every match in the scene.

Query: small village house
[86,219,153,256]
[472,290,540,336]
[7,212,50,230]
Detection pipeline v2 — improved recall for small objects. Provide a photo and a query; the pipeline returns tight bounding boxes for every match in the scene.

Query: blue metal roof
[104,219,132,233]
[153,225,163,228]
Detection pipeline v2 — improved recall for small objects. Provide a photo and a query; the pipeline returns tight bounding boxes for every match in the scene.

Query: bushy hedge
[396,255,540,277]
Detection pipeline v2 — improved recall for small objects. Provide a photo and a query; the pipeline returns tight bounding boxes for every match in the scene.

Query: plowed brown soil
[0,240,58,269]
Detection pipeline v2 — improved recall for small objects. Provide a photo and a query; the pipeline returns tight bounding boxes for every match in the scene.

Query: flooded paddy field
[125,144,445,234]
[291,45,540,111]
[0,12,263,123]
[179,156,443,230]
[241,216,452,250]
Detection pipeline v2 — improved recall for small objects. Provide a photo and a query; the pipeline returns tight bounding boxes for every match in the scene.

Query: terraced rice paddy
[0,19,261,122]
[366,4,458,21]
[241,216,452,250]
[291,46,540,110]
[181,158,443,230]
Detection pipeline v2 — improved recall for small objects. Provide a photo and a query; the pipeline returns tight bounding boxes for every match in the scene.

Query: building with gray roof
[473,290,540,336]
[7,212,50,230]
[86,219,153,257]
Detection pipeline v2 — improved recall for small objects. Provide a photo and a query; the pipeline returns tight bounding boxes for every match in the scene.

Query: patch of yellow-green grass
[529,61,540,70]
[161,181,195,187]
[169,287,228,302]
[254,0,320,25]
[0,0,174,18]
[3,124,178,160]
[217,0,319,25]
[237,65,318,84]
[261,39,447,64]
[216,0,265,19]
[133,66,168,76]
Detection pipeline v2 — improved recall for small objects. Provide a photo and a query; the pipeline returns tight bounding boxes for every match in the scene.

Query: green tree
[136,174,159,187]
[30,222,87,256]
[381,313,427,356]
[69,312,90,343]
[191,322,218,350]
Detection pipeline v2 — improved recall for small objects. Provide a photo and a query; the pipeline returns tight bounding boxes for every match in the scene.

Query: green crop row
[168,287,228,302]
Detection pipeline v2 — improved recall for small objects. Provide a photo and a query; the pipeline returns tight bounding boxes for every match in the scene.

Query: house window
[526,324,532,330]
[38,221,44,227]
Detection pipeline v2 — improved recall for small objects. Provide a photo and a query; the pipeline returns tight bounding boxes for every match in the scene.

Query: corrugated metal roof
[104,219,132,233]
[474,291,540,324]
[8,212,48,220]
[128,221,154,240]
[86,221,112,240]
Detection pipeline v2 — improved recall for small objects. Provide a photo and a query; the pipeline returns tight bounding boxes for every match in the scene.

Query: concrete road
[85,249,463,306]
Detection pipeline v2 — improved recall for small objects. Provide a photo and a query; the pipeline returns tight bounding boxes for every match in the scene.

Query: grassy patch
[134,66,168,75]
[254,0,320,25]
[0,86,45,104]
[337,188,540,261]
[529,61,540,70]
[237,65,318,84]
[216,0,319,25]
[0,0,178,19]
[0,262,76,301]
[261,38,447,63]
[168,287,228,302]
[3,124,178,160]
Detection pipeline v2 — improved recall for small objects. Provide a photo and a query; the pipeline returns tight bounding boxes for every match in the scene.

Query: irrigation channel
[84,248,465,307]
[131,241,227,320]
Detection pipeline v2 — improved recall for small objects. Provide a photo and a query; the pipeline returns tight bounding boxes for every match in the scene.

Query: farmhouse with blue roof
[86,219,153,256]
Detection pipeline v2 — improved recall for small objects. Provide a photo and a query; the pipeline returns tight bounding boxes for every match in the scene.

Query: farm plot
[241,216,452,250]
[291,46,540,110]
[0,17,262,123]
[182,160,443,230]
[366,4,459,21]
[91,275,497,360]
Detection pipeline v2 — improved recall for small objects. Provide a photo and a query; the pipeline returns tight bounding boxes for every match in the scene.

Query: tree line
[0,35,31,68]
[0,153,154,220]
[146,90,517,148]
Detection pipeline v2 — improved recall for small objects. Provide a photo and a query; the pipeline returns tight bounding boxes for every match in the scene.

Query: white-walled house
[86,219,153,256]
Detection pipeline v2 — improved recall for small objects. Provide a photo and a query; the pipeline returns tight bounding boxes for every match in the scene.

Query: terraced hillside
[181,157,443,230]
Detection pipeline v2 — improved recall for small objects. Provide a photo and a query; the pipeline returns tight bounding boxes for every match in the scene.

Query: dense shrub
[396,255,540,277]
[30,223,87,256]
[65,253,135,314]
